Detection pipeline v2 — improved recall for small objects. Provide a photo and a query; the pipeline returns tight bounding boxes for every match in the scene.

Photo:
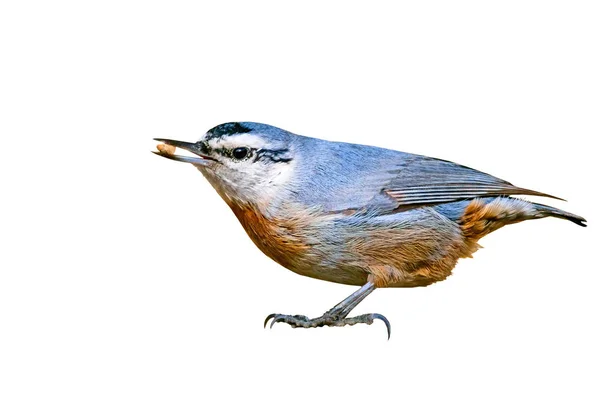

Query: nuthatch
[154,122,586,339]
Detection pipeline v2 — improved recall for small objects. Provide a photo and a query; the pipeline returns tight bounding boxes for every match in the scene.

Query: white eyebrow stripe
[207,134,268,149]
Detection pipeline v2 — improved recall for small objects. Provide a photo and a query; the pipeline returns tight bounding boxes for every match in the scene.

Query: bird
[154,122,586,339]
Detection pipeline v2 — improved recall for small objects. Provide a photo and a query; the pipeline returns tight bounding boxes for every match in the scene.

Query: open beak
[153,138,215,166]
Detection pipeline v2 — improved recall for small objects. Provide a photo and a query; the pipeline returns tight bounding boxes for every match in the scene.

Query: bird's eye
[232,147,250,160]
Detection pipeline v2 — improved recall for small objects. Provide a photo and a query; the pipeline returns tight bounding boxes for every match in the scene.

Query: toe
[264,313,277,328]
[370,313,392,340]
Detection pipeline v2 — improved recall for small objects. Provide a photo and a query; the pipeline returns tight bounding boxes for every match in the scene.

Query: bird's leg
[264,281,391,338]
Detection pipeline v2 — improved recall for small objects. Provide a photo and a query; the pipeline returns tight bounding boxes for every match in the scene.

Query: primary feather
[382,154,561,208]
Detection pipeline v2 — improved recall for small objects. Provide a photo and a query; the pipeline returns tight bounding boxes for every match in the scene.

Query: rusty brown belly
[227,203,478,288]
[227,203,368,285]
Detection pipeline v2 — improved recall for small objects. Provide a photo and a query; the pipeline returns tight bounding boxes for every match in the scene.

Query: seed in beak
[156,143,176,155]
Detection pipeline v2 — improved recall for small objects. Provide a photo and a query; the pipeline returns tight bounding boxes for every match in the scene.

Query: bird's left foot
[264,312,391,339]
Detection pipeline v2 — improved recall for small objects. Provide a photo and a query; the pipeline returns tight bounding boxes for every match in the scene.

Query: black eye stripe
[213,147,246,157]
[255,149,293,163]
[211,146,293,163]
[197,141,211,154]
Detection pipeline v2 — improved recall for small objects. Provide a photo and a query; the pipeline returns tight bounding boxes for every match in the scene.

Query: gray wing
[290,138,558,213]
[381,153,560,208]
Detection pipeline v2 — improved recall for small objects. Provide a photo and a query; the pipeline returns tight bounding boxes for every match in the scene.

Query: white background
[1,1,598,399]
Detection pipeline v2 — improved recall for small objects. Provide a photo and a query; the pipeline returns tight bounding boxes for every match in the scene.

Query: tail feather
[460,197,586,240]
[533,203,587,227]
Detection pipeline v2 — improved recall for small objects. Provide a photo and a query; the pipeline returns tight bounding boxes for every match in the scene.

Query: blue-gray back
[285,130,555,214]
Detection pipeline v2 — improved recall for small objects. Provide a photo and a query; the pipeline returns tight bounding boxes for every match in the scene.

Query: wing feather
[382,154,561,207]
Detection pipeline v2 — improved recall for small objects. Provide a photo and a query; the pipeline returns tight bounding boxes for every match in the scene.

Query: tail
[460,197,586,240]
[533,203,587,227]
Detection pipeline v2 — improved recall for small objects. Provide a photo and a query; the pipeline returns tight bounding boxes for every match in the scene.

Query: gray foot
[264,312,391,339]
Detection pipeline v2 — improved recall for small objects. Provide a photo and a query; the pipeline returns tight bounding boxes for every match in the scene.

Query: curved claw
[269,317,279,329]
[371,313,392,340]
[264,313,277,328]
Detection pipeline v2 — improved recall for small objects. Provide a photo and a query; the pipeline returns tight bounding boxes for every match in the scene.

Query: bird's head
[154,122,298,207]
